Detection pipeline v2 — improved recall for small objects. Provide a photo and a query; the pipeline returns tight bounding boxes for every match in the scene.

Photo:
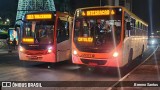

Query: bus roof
[25,11,56,15]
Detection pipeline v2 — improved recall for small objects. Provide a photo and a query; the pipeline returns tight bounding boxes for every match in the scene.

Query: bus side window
[57,18,69,43]
[125,20,129,37]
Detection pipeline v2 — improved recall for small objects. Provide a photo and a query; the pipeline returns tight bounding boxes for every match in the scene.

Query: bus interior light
[73,50,78,55]
[113,52,119,57]
[119,8,122,12]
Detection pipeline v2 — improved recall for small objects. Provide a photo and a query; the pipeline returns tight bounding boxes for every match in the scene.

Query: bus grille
[81,59,107,65]
[25,50,47,55]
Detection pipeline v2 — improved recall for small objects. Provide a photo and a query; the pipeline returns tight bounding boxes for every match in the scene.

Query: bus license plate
[28,56,38,59]
[89,62,97,66]
[81,54,95,58]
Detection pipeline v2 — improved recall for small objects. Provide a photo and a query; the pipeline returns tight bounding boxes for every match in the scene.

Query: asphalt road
[111,46,160,90]
[0,46,158,90]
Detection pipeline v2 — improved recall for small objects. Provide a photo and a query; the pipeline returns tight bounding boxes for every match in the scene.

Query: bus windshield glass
[74,12,122,53]
[22,20,54,45]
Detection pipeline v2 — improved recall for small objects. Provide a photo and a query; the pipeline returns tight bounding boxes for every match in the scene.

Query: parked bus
[72,6,148,68]
[16,11,73,63]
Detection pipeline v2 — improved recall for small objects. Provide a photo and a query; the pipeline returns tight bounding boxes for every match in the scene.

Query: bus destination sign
[26,14,52,20]
[81,9,115,16]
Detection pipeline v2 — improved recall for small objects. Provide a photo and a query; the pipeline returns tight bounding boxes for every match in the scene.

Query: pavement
[0,39,18,55]
[111,46,160,90]
[0,49,18,55]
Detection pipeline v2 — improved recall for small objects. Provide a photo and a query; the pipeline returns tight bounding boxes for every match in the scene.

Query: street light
[6,18,10,22]
[0,17,2,25]
[4,21,7,25]
[156,31,160,33]
[5,18,10,25]
[151,32,154,37]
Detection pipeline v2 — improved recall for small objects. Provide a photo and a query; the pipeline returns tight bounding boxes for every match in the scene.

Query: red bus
[16,11,73,63]
[72,6,148,68]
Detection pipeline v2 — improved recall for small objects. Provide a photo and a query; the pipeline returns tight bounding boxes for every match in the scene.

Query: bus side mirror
[127,22,131,30]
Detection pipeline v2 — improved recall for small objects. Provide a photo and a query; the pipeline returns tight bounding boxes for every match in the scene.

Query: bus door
[55,16,71,62]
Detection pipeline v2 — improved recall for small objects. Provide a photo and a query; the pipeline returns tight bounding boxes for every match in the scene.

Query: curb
[0,50,18,56]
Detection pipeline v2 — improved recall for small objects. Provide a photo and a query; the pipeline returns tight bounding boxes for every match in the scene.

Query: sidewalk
[0,43,18,54]
[0,49,18,55]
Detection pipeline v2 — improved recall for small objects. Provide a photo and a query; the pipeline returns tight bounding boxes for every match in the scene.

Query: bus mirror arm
[14,24,20,31]
[14,19,25,31]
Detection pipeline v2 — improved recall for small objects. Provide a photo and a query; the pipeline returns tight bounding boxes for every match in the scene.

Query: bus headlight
[73,50,78,55]
[113,52,119,57]
[19,46,25,52]
[47,46,52,53]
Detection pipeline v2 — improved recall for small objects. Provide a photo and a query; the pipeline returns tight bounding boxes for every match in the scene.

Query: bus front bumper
[72,55,122,67]
[19,52,56,63]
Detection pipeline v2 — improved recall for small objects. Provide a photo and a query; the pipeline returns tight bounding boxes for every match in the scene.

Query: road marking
[108,46,159,90]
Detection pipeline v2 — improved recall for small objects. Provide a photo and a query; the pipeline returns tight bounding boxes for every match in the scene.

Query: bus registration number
[28,55,38,59]
[80,54,95,58]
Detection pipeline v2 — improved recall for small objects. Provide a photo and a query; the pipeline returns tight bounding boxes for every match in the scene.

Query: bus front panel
[19,19,55,62]
[72,7,123,67]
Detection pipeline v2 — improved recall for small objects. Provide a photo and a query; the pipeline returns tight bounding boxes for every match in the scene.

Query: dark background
[0,0,159,33]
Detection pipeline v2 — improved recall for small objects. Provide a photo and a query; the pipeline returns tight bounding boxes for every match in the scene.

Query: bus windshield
[22,21,54,45]
[74,17,122,53]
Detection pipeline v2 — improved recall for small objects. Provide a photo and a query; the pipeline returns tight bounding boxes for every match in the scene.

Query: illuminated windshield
[74,17,122,53]
[22,21,54,45]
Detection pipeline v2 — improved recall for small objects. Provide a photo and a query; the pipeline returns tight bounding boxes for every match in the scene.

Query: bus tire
[140,45,144,58]
[128,48,133,64]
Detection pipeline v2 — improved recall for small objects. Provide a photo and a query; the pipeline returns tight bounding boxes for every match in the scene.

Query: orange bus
[72,6,148,68]
[16,11,72,63]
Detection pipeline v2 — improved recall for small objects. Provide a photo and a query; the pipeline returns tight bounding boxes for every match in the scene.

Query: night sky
[0,0,18,23]
[0,0,159,32]
[132,0,160,32]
